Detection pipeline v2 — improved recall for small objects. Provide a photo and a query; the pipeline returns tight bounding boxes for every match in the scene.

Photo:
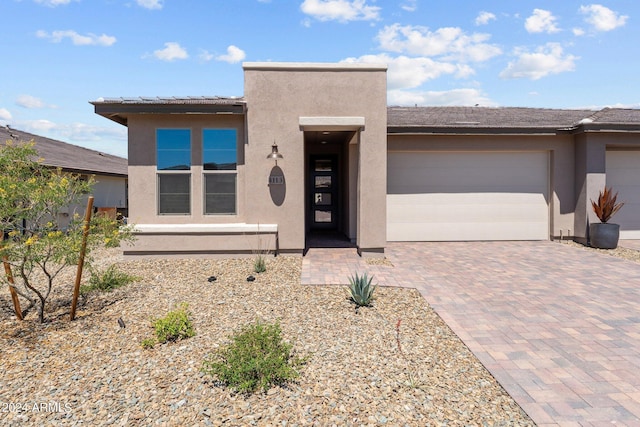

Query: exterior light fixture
[267,141,283,161]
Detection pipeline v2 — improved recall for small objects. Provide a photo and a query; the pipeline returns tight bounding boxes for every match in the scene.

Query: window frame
[202,128,238,216]
[156,128,192,216]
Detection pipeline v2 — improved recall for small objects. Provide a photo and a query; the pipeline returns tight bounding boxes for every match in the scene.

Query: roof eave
[91,102,247,126]
[387,126,572,135]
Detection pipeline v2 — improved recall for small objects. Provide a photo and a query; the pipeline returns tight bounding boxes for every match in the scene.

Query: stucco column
[574,135,606,243]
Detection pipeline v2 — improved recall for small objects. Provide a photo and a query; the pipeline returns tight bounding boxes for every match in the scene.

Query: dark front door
[309,155,338,230]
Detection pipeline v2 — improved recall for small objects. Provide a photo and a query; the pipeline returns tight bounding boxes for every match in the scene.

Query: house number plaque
[269,175,284,185]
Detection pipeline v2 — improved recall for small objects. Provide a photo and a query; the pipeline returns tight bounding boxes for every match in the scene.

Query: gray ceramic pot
[589,223,620,249]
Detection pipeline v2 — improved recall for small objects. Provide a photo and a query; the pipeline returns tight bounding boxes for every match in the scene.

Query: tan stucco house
[92,62,640,257]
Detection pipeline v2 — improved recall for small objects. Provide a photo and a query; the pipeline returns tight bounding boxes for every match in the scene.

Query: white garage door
[387,151,549,241]
[606,151,640,239]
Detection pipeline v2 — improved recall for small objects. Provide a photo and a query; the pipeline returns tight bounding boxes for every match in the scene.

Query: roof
[91,96,246,126]
[0,126,127,177]
[387,106,597,134]
[92,95,640,135]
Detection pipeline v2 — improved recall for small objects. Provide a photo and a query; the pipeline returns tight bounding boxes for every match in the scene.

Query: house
[91,62,640,257]
[0,126,128,224]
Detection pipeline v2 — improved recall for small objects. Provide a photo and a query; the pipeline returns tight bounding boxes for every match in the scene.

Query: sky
[0,0,638,158]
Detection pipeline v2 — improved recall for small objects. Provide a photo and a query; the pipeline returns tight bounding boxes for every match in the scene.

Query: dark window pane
[315,176,331,189]
[203,129,237,170]
[314,210,332,223]
[314,193,332,205]
[158,174,190,214]
[157,129,191,170]
[205,174,236,214]
[315,159,332,171]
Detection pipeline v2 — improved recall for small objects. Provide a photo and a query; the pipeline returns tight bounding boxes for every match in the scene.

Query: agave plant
[591,187,624,223]
[348,272,377,307]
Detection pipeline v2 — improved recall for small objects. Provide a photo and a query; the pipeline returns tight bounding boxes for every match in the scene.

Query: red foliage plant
[591,187,624,223]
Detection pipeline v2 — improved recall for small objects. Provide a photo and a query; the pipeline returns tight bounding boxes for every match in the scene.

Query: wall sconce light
[267,141,283,163]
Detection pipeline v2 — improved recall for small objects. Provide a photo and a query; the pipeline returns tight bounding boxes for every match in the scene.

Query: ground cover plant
[81,264,140,295]
[202,320,307,394]
[142,302,196,349]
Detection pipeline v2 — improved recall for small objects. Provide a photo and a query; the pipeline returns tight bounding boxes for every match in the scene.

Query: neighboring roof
[0,126,127,177]
[91,96,246,126]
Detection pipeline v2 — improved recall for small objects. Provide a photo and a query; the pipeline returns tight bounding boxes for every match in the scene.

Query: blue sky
[0,0,637,158]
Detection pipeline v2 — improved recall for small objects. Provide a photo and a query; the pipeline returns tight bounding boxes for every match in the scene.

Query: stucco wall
[126,114,246,225]
[243,63,387,254]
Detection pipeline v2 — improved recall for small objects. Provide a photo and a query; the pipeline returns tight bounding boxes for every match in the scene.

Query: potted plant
[589,186,625,249]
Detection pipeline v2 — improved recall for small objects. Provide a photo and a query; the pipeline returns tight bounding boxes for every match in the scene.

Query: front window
[157,129,191,170]
[158,174,191,215]
[157,129,191,214]
[203,129,237,214]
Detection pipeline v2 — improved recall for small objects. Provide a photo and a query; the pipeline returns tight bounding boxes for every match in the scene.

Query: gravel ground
[0,248,536,426]
[565,240,640,263]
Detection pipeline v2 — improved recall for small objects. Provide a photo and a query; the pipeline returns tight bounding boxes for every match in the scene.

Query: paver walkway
[302,241,640,426]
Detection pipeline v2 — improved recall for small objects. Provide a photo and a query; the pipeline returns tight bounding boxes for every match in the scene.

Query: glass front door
[310,155,338,230]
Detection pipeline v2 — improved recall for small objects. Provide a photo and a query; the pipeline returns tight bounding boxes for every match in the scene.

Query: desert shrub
[152,303,196,344]
[202,320,306,394]
[81,265,139,294]
[253,255,266,273]
[347,272,376,307]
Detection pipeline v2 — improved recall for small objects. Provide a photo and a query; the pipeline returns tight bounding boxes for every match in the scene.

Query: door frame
[307,154,340,231]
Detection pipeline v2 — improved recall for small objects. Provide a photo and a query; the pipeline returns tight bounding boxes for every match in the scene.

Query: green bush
[348,272,376,307]
[81,265,139,294]
[253,255,266,273]
[140,338,156,349]
[202,320,306,394]
[152,303,196,344]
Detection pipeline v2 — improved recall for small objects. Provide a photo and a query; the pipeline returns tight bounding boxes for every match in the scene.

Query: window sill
[133,223,277,234]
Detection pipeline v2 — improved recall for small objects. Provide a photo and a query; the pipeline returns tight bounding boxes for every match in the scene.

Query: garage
[387,151,550,241]
[606,150,640,239]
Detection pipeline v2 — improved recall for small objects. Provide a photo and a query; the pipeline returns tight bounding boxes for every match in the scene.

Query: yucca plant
[348,272,376,307]
[591,187,624,223]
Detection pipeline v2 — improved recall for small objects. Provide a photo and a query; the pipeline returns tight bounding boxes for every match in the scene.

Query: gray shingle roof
[387,106,596,131]
[0,126,127,177]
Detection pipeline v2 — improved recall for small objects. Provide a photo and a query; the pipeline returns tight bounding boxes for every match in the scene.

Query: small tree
[0,140,133,322]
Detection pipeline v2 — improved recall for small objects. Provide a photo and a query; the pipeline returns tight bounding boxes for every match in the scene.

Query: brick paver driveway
[303,241,640,426]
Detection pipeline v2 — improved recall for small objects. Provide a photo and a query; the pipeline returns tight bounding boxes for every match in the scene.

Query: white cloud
[216,45,246,64]
[199,49,215,62]
[499,43,578,80]
[36,30,116,46]
[342,53,474,90]
[401,0,417,12]
[573,27,586,36]
[377,24,501,62]
[0,108,12,121]
[525,9,560,34]
[153,42,189,61]
[34,0,76,6]
[475,11,496,26]
[16,95,45,109]
[388,88,496,107]
[580,4,627,32]
[300,0,381,22]
[136,0,163,10]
